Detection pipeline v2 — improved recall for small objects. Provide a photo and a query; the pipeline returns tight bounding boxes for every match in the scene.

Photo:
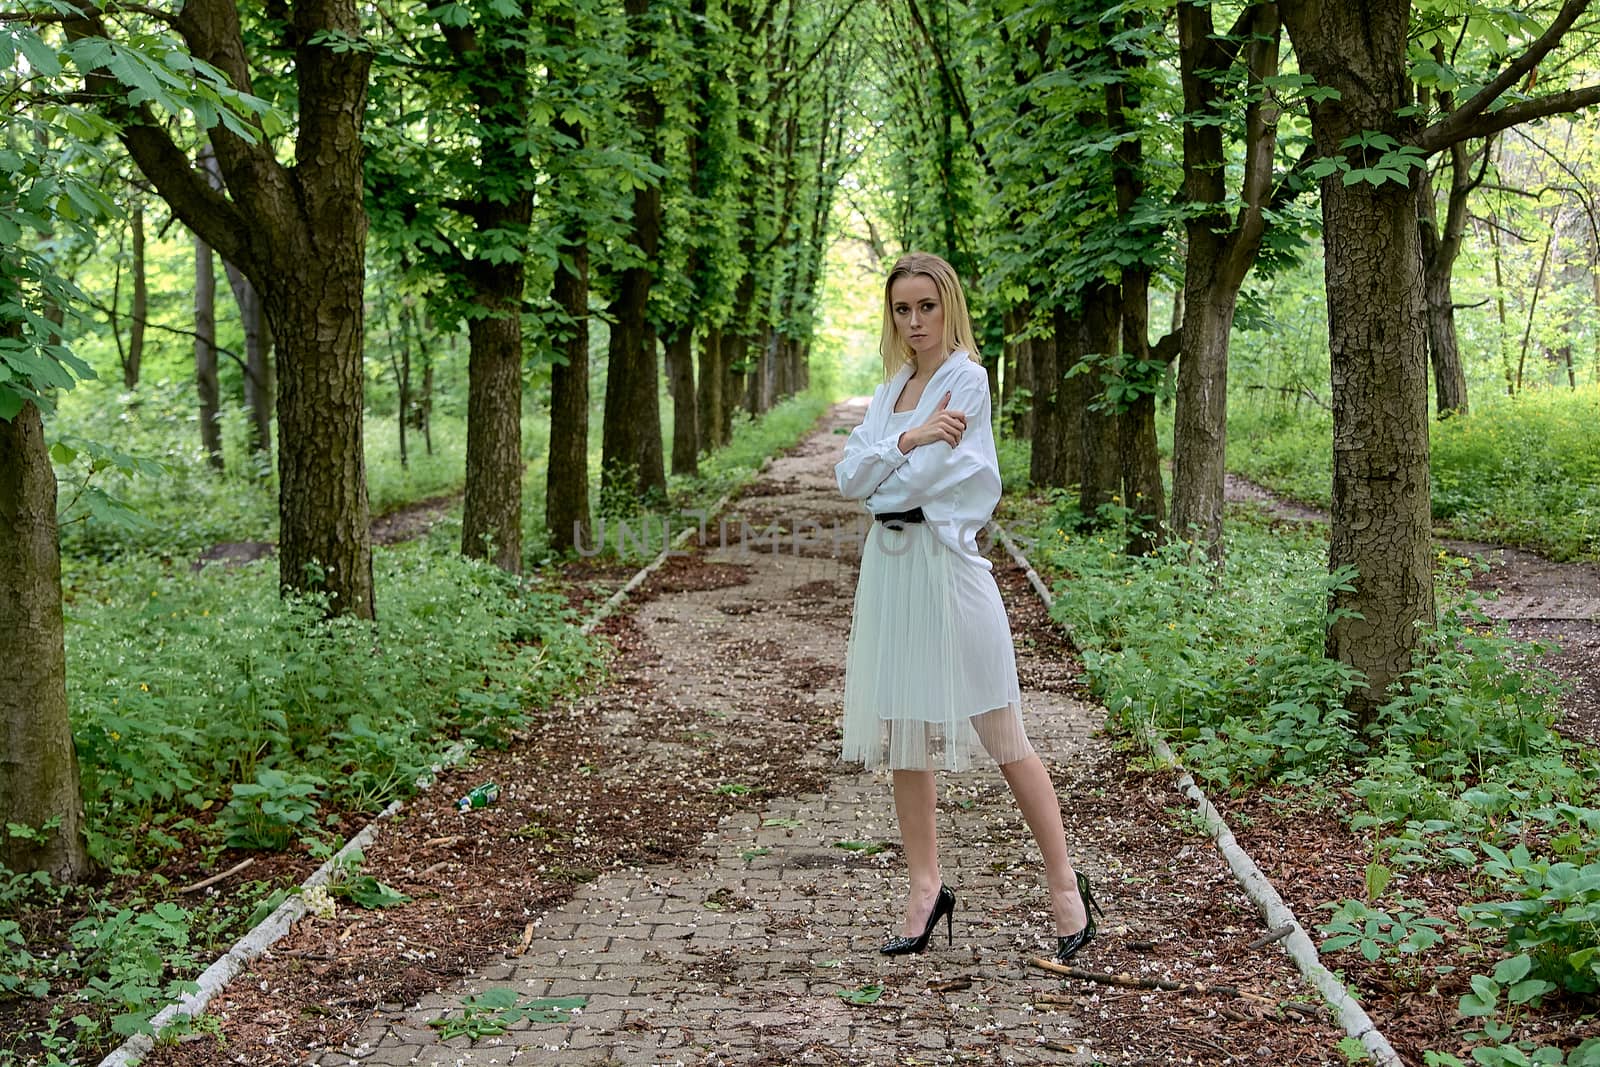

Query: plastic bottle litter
[457,782,499,811]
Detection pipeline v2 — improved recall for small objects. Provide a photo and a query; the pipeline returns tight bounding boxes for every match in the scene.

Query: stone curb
[97,455,778,1067]
[988,519,1404,1067]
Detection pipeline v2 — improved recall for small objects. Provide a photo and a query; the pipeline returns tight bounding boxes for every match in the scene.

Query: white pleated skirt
[841,520,1032,772]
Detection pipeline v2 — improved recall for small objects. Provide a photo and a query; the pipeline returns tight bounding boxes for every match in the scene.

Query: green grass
[1227,383,1600,561]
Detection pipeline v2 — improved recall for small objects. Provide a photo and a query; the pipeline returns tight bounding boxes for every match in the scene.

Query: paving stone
[307,406,1147,1067]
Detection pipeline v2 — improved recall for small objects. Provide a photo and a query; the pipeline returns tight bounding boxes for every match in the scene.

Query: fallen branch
[927,977,971,992]
[1029,957,1241,997]
[178,857,255,895]
[516,922,535,956]
[1248,924,1295,950]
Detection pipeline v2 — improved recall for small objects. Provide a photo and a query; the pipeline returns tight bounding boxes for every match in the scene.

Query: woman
[834,252,1099,961]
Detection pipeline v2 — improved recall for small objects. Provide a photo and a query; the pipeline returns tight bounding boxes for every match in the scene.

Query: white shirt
[834,349,1002,570]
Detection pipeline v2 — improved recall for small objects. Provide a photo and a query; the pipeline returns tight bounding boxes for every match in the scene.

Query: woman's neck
[909,349,951,379]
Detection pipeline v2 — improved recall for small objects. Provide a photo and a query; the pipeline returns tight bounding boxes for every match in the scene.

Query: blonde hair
[878,252,982,381]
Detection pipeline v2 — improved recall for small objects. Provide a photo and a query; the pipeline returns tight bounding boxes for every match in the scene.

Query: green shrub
[66,542,603,867]
[1228,384,1600,561]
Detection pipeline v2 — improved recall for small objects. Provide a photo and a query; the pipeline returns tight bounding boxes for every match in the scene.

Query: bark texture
[1417,134,1477,417]
[697,324,725,453]
[125,202,146,389]
[0,401,91,881]
[1028,321,1066,488]
[1076,282,1122,522]
[224,261,273,458]
[543,10,591,555]
[601,0,668,506]
[666,328,698,476]
[1170,1,1281,556]
[73,0,376,618]
[194,232,223,470]
[1002,303,1033,438]
[461,309,524,571]
[545,235,590,553]
[442,0,532,574]
[1282,0,1435,721]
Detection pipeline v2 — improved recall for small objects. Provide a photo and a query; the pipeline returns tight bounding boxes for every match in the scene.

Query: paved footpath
[312,403,1328,1067]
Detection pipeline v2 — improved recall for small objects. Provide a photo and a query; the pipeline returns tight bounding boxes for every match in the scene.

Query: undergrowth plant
[1228,383,1600,562]
[66,542,602,868]
[1022,502,1600,1064]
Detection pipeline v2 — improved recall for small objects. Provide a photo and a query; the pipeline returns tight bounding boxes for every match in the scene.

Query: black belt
[873,507,925,526]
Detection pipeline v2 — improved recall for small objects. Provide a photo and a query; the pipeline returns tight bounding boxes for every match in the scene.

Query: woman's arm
[873,370,995,503]
[835,394,911,500]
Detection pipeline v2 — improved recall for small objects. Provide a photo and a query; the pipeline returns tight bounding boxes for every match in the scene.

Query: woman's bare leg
[891,769,942,935]
[998,754,1087,934]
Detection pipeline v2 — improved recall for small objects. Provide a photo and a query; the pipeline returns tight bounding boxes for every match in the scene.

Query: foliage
[48,374,471,558]
[218,768,323,850]
[1228,385,1600,562]
[1461,843,1600,995]
[1020,498,1600,1066]
[427,988,586,1041]
[65,541,604,868]
[0,12,277,418]
[1033,499,1361,790]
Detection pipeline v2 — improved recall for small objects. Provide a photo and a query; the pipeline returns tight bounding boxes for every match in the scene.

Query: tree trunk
[1169,1,1282,559]
[1076,282,1122,523]
[1517,225,1556,393]
[601,0,667,506]
[1171,287,1238,547]
[194,232,223,470]
[720,328,743,447]
[666,327,698,476]
[546,229,591,553]
[1002,304,1033,439]
[126,201,146,389]
[1416,129,1475,418]
[225,261,273,459]
[1283,0,1434,723]
[1487,209,1514,394]
[1107,25,1166,557]
[1423,255,1469,416]
[77,0,375,618]
[1029,320,1066,489]
[697,324,723,453]
[461,306,522,571]
[264,273,374,617]
[390,298,409,469]
[0,399,91,881]
[440,1,533,575]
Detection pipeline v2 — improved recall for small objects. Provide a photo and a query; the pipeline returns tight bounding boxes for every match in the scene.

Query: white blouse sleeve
[873,370,996,504]
[835,393,911,500]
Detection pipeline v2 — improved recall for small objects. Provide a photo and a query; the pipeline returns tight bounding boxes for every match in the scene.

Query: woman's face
[889,273,944,362]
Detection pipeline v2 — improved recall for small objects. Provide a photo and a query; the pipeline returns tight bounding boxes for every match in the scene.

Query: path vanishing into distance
[155,406,1373,1067]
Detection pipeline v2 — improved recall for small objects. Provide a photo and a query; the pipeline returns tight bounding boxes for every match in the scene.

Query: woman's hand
[897,391,966,453]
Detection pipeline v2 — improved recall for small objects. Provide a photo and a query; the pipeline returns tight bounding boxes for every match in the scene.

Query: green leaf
[337,876,410,909]
[521,995,586,1024]
[17,30,64,77]
[1506,978,1555,1006]
[1492,954,1532,984]
[837,984,884,1005]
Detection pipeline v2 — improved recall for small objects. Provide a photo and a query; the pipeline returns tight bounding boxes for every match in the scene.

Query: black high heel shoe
[880,885,956,955]
[1055,871,1104,962]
